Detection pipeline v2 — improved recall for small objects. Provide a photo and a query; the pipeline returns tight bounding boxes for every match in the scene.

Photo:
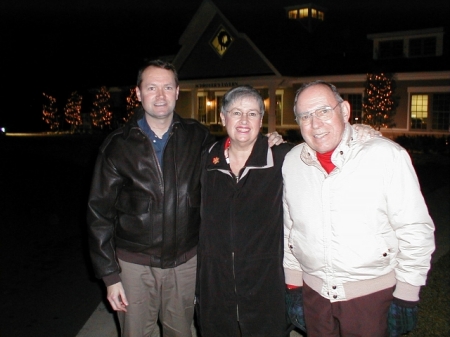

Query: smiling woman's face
[220,96,263,147]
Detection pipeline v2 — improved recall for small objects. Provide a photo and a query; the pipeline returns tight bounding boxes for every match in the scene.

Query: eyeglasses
[227,110,262,120]
[295,102,341,125]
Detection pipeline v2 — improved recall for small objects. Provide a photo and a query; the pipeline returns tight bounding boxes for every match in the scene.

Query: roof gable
[173,0,280,80]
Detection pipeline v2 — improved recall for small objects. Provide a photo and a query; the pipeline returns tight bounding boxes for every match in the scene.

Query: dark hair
[221,85,265,117]
[293,80,344,115]
[136,59,179,88]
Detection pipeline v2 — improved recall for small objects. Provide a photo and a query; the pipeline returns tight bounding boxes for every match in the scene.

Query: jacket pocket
[115,191,151,215]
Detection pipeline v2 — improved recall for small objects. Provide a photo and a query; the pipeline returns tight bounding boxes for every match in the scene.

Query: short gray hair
[221,85,265,117]
[293,80,344,115]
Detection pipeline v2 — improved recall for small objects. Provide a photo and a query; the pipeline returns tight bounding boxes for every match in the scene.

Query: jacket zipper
[232,251,239,321]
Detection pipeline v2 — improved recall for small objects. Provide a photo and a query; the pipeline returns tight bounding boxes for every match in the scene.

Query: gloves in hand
[285,286,306,332]
[387,297,419,337]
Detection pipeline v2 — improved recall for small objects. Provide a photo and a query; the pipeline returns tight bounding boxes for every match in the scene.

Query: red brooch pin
[213,157,220,164]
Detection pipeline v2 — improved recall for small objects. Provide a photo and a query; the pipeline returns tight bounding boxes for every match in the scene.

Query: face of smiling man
[136,66,179,122]
[296,84,350,154]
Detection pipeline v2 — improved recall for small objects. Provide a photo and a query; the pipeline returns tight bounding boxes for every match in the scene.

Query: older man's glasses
[295,103,340,125]
[227,110,262,120]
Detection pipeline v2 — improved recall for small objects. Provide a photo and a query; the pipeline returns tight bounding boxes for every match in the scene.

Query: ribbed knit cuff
[284,268,303,287]
[393,281,420,302]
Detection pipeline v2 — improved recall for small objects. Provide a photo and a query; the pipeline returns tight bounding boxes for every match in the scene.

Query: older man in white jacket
[282,80,435,337]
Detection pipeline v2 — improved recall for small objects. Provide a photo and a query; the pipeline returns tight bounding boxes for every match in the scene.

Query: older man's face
[296,85,350,154]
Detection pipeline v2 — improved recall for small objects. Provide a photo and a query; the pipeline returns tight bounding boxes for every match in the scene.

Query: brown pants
[117,256,197,337]
[303,282,393,337]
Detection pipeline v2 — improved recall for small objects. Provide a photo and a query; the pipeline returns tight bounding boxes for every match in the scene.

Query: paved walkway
[76,183,449,337]
[75,302,303,337]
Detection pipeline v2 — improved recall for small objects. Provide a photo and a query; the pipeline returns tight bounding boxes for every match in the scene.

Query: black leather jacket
[87,109,213,281]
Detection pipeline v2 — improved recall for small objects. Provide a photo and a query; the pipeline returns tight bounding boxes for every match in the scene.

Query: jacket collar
[301,123,356,169]
[206,133,273,172]
[123,107,183,139]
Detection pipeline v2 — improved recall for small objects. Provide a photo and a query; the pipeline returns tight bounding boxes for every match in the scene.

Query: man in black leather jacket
[87,60,214,336]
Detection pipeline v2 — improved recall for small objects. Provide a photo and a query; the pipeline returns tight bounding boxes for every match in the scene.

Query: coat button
[383,253,387,257]
[332,285,336,289]
[339,151,343,155]
[333,295,337,299]
[289,245,293,249]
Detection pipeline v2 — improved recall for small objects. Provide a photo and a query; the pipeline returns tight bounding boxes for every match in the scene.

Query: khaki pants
[117,256,197,337]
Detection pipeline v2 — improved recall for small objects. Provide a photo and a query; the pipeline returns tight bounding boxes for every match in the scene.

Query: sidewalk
[75,302,303,337]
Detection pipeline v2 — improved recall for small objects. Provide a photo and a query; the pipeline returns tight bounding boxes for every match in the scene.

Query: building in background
[164,0,449,138]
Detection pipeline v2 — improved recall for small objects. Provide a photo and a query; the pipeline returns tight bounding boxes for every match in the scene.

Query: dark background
[0,134,106,337]
[1,0,449,132]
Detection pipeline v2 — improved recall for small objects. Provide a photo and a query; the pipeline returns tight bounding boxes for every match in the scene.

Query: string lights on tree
[362,73,397,130]
[42,92,60,131]
[64,91,83,132]
[124,87,140,123]
[91,86,113,129]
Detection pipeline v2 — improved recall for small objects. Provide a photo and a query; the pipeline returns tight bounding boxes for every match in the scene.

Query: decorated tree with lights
[124,87,140,122]
[91,86,113,129]
[362,73,397,130]
[42,92,60,131]
[64,91,83,132]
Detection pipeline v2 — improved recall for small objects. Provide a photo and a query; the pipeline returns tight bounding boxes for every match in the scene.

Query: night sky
[1,0,448,131]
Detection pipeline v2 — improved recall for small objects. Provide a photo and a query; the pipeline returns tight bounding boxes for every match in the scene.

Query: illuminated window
[317,10,324,20]
[261,90,284,125]
[411,95,428,130]
[288,10,298,19]
[299,8,309,18]
[285,4,325,32]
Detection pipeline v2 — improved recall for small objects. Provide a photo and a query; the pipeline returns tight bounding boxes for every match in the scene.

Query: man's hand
[387,298,419,337]
[267,131,285,147]
[352,124,381,142]
[285,285,306,332]
[107,282,129,312]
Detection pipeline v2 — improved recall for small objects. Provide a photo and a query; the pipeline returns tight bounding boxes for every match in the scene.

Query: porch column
[267,83,277,133]
[191,88,198,119]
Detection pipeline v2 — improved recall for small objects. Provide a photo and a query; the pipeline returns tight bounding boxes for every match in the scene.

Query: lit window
[411,95,428,129]
[288,10,298,19]
[317,10,324,20]
[311,8,317,18]
[299,8,308,18]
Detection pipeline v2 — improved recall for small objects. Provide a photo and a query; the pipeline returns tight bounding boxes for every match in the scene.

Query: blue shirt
[138,117,171,169]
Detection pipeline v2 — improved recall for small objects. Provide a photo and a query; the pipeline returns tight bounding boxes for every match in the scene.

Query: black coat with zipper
[87,108,213,281]
[195,134,293,337]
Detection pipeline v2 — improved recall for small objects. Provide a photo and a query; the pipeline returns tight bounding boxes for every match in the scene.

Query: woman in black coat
[195,86,292,337]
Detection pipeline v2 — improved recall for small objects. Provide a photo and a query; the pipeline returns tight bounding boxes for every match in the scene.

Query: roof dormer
[285,3,326,33]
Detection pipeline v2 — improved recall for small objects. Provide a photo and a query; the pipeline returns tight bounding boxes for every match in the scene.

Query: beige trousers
[117,256,197,337]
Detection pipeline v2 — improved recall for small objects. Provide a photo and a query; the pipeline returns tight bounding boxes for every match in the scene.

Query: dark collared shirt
[138,117,171,169]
